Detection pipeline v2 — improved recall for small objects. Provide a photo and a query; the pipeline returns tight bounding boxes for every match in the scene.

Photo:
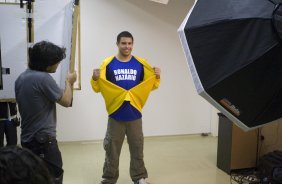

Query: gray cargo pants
[101,117,148,184]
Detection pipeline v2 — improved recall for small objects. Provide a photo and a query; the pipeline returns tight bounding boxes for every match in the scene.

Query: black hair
[28,41,66,71]
[0,146,54,184]
[117,31,134,43]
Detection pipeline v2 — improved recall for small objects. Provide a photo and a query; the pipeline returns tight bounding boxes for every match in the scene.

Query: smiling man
[91,31,161,184]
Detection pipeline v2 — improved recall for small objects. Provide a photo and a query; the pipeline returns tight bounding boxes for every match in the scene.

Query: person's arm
[57,72,77,107]
[92,69,100,81]
[90,68,101,92]
[152,67,161,90]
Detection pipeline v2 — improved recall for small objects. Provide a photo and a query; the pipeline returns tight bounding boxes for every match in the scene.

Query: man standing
[91,31,161,184]
[0,101,19,147]
[15,41,77,184]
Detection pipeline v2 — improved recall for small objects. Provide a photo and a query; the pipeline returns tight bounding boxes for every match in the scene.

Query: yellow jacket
[91,56,160,115]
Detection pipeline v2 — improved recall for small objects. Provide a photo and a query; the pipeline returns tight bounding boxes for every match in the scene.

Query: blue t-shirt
[106,56,144,121]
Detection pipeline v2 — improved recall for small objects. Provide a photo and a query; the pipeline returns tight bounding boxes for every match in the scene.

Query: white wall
[56,0,217,142]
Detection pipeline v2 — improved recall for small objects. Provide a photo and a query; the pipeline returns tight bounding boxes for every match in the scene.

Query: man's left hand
[153,67,161,79]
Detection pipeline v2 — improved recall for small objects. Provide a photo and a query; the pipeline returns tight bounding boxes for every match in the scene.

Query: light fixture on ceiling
[149,0,169,5]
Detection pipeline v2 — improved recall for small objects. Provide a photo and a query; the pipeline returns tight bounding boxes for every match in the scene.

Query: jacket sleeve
[9,102,18,116]
[90,79,100,93]
[152,77,160,90]
[90,59,109,93]
[138,57,161,91]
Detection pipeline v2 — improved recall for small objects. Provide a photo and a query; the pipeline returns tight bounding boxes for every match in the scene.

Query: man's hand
[153,67,161,79]
[92,69,100,81]
[67,71,77,85]
[58,71,77,107]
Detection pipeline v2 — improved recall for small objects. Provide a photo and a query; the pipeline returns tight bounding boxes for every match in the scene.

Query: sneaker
[99,182,115,184]
[99,178,114,184]
[133,178,147,184]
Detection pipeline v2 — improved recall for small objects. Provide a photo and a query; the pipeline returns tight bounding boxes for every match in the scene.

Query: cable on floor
[230,169,261,184]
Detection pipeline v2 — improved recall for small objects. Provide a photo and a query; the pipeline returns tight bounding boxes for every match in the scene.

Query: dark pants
[0,120,17,147]
[102,118,148,184]
[21,136,64,184]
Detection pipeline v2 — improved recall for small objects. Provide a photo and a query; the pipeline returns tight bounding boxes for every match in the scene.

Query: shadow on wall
[124,0,195,27]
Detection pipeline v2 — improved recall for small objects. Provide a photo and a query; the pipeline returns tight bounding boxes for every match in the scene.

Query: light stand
[20,0,34,44]
[0,40,10,90]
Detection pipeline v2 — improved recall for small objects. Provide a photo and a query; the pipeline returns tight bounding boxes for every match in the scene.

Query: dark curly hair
[0,146,54,184]
[28,41,66,71]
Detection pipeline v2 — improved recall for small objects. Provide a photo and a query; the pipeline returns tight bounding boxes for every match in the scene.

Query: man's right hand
[58,71,77,107]
[92,69,100,81]
[67,71,77,85]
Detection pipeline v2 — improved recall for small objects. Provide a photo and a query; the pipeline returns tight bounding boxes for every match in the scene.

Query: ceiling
[149,0,170,4]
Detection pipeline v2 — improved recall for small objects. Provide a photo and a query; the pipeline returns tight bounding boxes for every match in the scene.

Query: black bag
[258,150,282,183]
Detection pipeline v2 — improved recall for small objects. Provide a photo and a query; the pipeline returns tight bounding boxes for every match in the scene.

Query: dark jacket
[0,102,17,119]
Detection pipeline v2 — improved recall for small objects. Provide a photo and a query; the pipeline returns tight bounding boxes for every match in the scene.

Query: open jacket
[91,56,160,115]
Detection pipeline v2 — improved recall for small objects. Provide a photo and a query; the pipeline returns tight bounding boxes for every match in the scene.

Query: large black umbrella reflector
[178,0,282,131]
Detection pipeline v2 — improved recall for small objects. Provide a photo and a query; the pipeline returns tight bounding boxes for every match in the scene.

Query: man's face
[117,37,133,57]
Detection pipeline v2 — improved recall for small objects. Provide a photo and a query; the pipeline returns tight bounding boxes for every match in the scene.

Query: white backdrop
[1,0,218,142]
[0,4,27,99]
[0,0,74,100]
[56,0,218,142]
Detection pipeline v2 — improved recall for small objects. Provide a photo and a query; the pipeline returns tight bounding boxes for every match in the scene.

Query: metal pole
[0,39,3,90]
[20,0,34,44]
[0,39,10,90]
[27,0,34,43]
[20,0,24,8]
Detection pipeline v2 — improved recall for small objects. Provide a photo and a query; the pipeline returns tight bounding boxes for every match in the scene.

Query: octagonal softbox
[178,0,282,131]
